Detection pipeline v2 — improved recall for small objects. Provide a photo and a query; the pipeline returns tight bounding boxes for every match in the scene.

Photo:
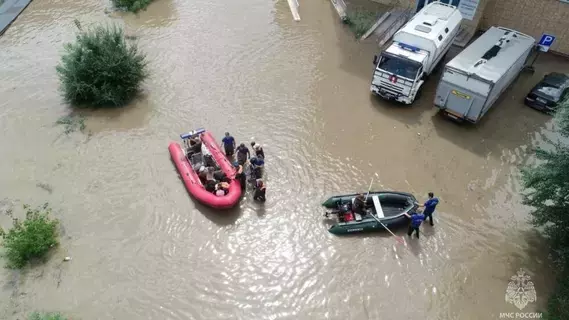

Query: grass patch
[29,312,68,320]
[56,115,86,134]
[0,203,59,269]
[56,20,148,108]
[344,9,377,39]
[112,0,154,13]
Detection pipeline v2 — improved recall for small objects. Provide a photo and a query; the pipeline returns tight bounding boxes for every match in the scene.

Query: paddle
[364,178,405,245]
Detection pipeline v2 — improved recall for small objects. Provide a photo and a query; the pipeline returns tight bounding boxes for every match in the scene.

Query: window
[445,27,449,33]
[378,54,421,80]
[438,35,443,41]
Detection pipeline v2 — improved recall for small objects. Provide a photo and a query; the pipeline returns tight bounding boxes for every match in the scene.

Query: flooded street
[0,0,567,319]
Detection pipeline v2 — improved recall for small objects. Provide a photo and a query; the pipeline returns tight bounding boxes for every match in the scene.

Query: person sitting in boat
[187,137,202,158]
[233,161,246,192]
[213,169,230,183]
[253,179,266,202]
[198,166,216,185]
[352,194,367,216]
[214,182,230,196]
[204,154,216,168]
[250,142,265,159]
[249,156,264,180]
[205,179,217,193]
[190,153,204,171]
[236,143,250,165]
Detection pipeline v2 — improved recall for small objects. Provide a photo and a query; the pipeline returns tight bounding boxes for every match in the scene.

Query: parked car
[524,72,569,114]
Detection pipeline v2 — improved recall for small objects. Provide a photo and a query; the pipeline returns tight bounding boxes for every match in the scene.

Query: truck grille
[379,80,404,93]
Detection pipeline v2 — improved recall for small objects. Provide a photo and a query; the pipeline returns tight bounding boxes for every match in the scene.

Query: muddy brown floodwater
[0,0,567,319]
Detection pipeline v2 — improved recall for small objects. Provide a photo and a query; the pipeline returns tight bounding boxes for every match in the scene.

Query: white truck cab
[370,2,463,104]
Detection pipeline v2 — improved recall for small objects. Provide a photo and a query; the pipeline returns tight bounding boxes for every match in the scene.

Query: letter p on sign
[538,34,556,52]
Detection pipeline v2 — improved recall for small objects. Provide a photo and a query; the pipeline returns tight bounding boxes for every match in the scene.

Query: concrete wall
[481,0,569,55]
[378,0,569,54]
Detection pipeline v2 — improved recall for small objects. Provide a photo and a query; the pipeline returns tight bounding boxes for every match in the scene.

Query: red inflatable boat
[169,128,242,209]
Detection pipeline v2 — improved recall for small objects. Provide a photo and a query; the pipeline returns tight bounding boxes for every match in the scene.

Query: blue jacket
[410,213,425,228]
[250,158,264,167]
[423,198,439,215]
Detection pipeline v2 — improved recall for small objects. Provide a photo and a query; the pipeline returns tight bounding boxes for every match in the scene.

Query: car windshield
[377,54,420,80]
[535,83,563,102]
[535,73,569,102]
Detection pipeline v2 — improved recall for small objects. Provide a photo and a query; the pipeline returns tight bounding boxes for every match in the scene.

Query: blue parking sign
[538,34,556,52]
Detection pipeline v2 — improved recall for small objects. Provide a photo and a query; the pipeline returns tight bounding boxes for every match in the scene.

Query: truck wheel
[410,88,423,105]
[415,88,423,102]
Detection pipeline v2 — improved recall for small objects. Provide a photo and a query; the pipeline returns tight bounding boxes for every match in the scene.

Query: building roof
[398,1,462,43]
[446,26,536,83]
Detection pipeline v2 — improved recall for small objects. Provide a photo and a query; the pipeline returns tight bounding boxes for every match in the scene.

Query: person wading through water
[234,161,246,192]
[404,209,425,239]
[221,132,236,157]
[236,143,250,166]
[253,179,266,202]
[417,192,439,226]
[250,142,265,159]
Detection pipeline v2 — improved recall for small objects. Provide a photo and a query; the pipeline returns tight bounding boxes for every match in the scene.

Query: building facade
[384,0,569,55]
[481,0,569,55]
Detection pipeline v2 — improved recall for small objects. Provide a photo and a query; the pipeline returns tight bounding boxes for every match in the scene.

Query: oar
[364,178,405,245]
[370,212,405,245]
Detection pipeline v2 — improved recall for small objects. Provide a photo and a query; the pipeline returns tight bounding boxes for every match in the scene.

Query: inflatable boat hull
[322,191,417,235]
[169,131,241,209]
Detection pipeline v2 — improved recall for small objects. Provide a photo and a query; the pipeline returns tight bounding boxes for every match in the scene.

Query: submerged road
[0,0,566,319]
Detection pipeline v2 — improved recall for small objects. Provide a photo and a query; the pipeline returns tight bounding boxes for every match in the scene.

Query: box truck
[434,26,535,123]
[370,1,463,104]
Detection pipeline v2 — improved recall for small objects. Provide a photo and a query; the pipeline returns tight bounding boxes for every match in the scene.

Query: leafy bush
[0,203,59,268]
[56,22,148,108]
[29,312,68,320]
[542,271,569,320]
[344,9,377,38]
[521,99,569,319]
[112,0,154,13]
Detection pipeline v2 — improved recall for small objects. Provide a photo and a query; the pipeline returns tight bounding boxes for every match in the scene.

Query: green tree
[521,102,569,265]
[112,0,154,13]
[0,203,59,268]
[56,22,148,108]
[521,100,569,320]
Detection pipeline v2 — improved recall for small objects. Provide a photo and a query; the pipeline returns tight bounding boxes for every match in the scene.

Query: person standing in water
[250,142,265,159]
[253,179,266,202]
[405,210,425,239]
[249,156,264,181]
[417,192,439,226]
[221,132,236,157]
[234,161,246,192]
[236,143,250,166]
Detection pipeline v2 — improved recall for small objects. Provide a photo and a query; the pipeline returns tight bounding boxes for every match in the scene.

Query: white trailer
[434,26,535,123]
[370,1,463,104]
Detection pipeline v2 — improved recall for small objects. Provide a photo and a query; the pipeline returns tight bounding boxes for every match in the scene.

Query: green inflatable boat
[321,191,418,235]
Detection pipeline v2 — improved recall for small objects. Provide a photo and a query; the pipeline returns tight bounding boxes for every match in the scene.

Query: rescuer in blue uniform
[405,210,425,239]
[417,192,439,226]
